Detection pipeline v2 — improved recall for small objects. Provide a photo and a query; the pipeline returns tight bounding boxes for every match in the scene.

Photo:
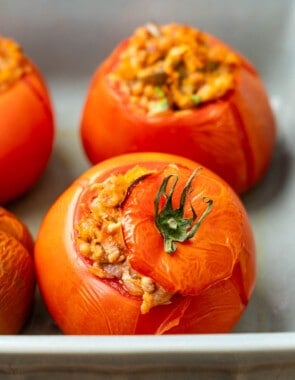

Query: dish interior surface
[0,0,294,367]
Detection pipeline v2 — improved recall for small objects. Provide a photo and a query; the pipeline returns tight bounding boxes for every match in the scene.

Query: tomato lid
[122,164,243,295]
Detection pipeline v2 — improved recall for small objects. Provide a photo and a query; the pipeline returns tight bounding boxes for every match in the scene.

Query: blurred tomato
[0,35,54,204]
[35,153,255,334]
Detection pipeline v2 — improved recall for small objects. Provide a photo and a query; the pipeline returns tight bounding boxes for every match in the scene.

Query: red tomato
[0,207,35,334]
[80,23,276,194]
[35,153,255,335]
[0,35,54,204]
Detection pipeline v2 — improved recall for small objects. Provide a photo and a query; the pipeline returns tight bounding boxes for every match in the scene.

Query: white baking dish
[1,0,294,378]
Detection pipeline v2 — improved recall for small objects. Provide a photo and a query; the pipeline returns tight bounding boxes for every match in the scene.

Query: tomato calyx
[0,36,31,92]
[154,168,213,253]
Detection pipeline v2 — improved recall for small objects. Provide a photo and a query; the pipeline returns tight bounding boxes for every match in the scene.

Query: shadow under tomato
[21,287,61,335]
[242,134,293,212]
[233,287,288,333]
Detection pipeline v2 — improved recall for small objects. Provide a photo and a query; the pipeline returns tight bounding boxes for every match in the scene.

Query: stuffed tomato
[0,35,54,204]
[35,153,255,335]
[80,23,276,194]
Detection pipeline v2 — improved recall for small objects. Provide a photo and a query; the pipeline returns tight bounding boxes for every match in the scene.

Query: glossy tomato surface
[0,207,35,334]
[0,36,54,204]
[35,153,256,335]
[80,24,276,194]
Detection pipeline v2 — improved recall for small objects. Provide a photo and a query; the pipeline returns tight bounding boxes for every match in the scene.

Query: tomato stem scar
[154,168,213,254]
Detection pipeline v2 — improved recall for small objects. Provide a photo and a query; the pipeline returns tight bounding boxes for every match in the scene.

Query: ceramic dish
[1,1,294,378]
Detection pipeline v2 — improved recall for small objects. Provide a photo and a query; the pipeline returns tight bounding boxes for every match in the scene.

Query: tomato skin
[80,29,276,194]
[0,57,54,205]
[122,165,252,296]
[35,153,255,335]
[0,207,35,334]
[0,207,34,254]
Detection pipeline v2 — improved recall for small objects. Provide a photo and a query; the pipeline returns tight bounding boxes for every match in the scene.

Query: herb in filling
[109,23,240,114]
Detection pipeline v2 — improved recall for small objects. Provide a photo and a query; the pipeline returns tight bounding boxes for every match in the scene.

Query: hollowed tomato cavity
[74,163,241,314]
[75,165,174,314]
[0,36,30,91]
[109,23,240,115]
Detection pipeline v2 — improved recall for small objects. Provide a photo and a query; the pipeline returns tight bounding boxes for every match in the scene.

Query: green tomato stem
[154,169,213,254]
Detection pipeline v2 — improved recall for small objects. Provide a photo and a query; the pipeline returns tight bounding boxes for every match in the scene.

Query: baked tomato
[0,35,54,204]
[35,153,255,335]
[80,23,276,194]
[0,207,35,334]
